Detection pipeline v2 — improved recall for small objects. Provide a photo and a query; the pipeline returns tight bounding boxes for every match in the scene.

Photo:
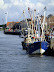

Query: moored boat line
[21,7,54,55]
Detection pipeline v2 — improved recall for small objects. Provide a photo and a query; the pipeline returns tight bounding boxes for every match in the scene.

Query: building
[6,16,54,31]
[47,16,54,31]
[41,16,54,31]
[6,22,19,29]
[6,20,29,30]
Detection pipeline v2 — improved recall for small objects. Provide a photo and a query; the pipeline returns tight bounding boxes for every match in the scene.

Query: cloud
[48,0,54,6]
[36,2,44,9]
[0,0,11,10]
[0,0,54,25]
[0,0,4,9]
[10,0,19,5]
[0,0,4,5]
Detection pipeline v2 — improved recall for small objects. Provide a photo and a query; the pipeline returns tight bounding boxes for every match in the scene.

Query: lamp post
[5,12,8,28]
[2,18,4,30]
[5,12,8,24]
[2,18,4,25]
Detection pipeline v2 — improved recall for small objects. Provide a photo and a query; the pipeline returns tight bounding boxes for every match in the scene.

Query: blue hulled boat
[26,40,50,54]
[22,7,50,55]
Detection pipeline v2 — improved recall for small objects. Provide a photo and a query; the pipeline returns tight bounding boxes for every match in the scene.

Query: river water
[0,31,54,72]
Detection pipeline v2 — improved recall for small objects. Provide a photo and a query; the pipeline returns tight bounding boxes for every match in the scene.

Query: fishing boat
[27,8,50,55]
[22,7,50,55]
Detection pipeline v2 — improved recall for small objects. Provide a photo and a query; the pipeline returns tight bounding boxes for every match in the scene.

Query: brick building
[6,16,54,31]
[41,16,54,31]
[6,22,19,29]
[47,16,54,30]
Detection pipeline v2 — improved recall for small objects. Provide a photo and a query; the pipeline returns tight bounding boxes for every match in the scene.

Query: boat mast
[23,10,28,27]
[38,10,40,38]
[28,7,34,36]
[23,10,30,37]
[42,7,47,40]
[34,9,36,37]
[29,10,34,36]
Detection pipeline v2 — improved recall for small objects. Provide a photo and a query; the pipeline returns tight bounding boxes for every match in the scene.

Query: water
[0,31,54,72]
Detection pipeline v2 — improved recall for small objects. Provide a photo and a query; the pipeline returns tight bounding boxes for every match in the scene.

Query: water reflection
[0,31,54,72]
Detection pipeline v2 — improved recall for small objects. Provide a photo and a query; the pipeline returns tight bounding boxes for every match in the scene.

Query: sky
[0,0,54,25]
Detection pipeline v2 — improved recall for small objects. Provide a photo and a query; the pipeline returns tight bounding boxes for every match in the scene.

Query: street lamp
[5,12,8,24]
[2,18,4,25]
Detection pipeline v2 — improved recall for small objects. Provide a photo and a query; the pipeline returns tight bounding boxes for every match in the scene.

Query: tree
[47,14,53,18]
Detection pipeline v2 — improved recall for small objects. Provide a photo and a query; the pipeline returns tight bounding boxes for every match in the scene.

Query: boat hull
[22,41,28,50]
[26,41,49,55]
